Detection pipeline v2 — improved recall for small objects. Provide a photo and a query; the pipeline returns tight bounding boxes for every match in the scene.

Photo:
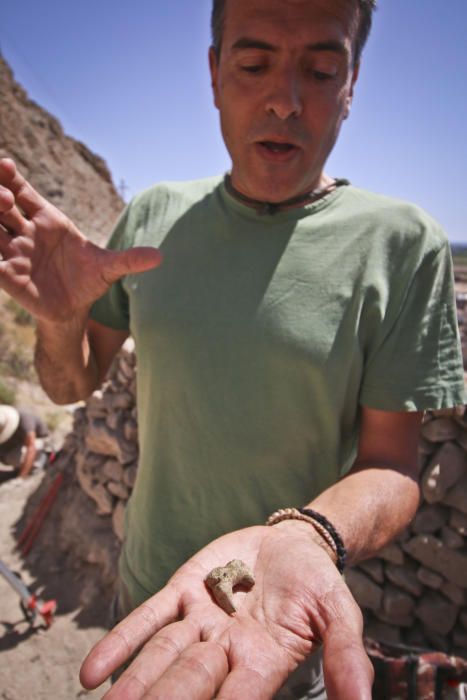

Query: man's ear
[344,61,360,119]
[209,46,220,110]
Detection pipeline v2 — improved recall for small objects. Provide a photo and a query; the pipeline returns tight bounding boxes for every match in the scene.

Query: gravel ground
[0,471,112,699]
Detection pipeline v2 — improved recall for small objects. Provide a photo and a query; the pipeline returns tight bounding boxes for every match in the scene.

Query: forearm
[307,464,420,566]
[34,314,101,404]
[19,441,36,478]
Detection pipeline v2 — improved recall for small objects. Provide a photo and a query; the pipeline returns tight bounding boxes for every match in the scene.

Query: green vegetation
[45,411,63,432]
[451,244,467,267]
[3,349,34,380]
[0,292,36,382]
[453,251,467,267]
[5,298,34,326]
[0,379,16,405]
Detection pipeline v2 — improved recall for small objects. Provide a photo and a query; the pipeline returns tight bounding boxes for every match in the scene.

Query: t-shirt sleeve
[19,411,37,434]
[90,206,132,331]
[360,239,466,411]
[18,411,47,437]
[35,417,49,438]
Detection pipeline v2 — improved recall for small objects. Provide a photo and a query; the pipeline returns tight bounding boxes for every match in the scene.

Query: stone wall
[34,288,467,657]
[345,282,467,657]
[347,408,467,656]
[72,338,138,546]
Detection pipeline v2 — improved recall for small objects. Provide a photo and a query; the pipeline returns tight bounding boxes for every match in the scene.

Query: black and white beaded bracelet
[299,507,347,573]
[266,507,347,574]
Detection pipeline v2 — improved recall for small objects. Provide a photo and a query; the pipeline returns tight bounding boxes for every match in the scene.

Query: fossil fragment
[205,559,255,614]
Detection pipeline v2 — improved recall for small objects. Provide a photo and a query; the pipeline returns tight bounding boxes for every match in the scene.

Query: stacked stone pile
[70,338,138,545]
[21,338,139,607]
[347,408,467,656]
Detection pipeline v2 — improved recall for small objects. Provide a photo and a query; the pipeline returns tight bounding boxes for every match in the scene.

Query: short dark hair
[211,0,377,64]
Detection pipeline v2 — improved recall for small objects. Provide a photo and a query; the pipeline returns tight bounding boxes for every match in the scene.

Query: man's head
[209,0,374,204]
[212,0,377,66]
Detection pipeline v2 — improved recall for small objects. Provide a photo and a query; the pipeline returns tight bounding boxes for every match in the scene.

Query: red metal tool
[17,471,64,555]
[0,559,57,627]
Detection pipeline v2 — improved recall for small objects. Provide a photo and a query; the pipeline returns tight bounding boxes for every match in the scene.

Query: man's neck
[224,174,347,215]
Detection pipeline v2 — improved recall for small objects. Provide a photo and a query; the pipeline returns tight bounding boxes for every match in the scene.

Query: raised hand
[0,158,161,322]
[80,523,373,700]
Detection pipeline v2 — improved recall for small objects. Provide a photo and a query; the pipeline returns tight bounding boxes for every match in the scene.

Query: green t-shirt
[91,177,465,605]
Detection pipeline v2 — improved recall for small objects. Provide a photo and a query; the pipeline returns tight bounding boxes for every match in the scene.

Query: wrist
[271,519,338,565]
[35,314,98,403]
[266,507,347,573]
[36,310,89,337]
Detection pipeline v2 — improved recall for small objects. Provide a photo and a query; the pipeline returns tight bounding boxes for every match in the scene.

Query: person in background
[0,405,49,478]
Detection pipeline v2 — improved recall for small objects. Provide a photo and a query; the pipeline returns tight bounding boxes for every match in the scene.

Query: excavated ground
[0,470,112,699]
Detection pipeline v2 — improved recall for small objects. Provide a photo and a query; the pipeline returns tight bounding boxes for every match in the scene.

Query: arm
[18,431,37,479]
[0,158,161,403]
[306,406,423,565]
[35,318,129,404]
[81,408,419,699]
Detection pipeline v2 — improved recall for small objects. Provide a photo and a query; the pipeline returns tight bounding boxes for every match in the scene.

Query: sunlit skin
[209,0,360,204]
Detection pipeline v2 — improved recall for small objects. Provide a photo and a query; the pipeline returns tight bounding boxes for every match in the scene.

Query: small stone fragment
[205,560,255,614]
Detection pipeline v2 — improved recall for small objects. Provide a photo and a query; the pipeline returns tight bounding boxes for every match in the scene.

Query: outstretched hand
[80,523,373,699]
[0,158,161,322]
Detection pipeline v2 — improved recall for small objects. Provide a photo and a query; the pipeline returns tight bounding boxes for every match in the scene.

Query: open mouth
[259,141,297,153]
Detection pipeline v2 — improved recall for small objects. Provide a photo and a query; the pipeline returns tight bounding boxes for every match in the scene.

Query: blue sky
[1,0,466,242]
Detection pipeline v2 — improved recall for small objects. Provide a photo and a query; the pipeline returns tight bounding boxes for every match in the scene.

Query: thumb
[102,246,163,285]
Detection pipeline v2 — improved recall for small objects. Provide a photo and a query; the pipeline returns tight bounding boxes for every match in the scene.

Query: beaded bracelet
[266,507,347,574]
[299,508,347,573]
[266,508,337,557]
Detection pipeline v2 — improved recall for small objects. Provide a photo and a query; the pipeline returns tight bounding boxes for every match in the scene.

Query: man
[0,405,49,478]
[0,0,464,698]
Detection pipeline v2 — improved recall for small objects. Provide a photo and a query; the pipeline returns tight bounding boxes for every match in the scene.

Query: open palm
[80,524,373,699]
[0,158,161,322]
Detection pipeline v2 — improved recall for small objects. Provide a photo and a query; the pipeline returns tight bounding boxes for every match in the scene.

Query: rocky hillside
[0,53,124,245]
[0,54,125,436]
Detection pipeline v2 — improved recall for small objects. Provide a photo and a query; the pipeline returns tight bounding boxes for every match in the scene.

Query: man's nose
[265,70,303,120]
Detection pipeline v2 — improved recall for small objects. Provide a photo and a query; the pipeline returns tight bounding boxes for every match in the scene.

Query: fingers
[0,159,36,241]
[0,225,14,256]
[217,667,284,700]
[0,181,15,212]
[131,641,227,700]
[103,619,202,699]
[80,586,180,690]
[0,158,46,218]
[0,173,33,241]
[322,623,373,700]
[0,205,32,240]
[320,588,374,700]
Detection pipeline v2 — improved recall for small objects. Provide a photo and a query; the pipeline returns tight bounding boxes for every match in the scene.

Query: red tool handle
[18,472,64,555]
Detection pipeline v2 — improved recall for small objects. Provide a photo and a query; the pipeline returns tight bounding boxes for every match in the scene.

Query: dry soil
[0,470,112,699]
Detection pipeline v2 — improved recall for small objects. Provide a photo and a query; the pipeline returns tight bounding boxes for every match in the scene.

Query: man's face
[209,0,360,202]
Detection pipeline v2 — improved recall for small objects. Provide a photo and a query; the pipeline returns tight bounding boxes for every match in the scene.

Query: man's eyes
[240,64,266,73]
[239,65,337,81]
[312,70,337,81]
